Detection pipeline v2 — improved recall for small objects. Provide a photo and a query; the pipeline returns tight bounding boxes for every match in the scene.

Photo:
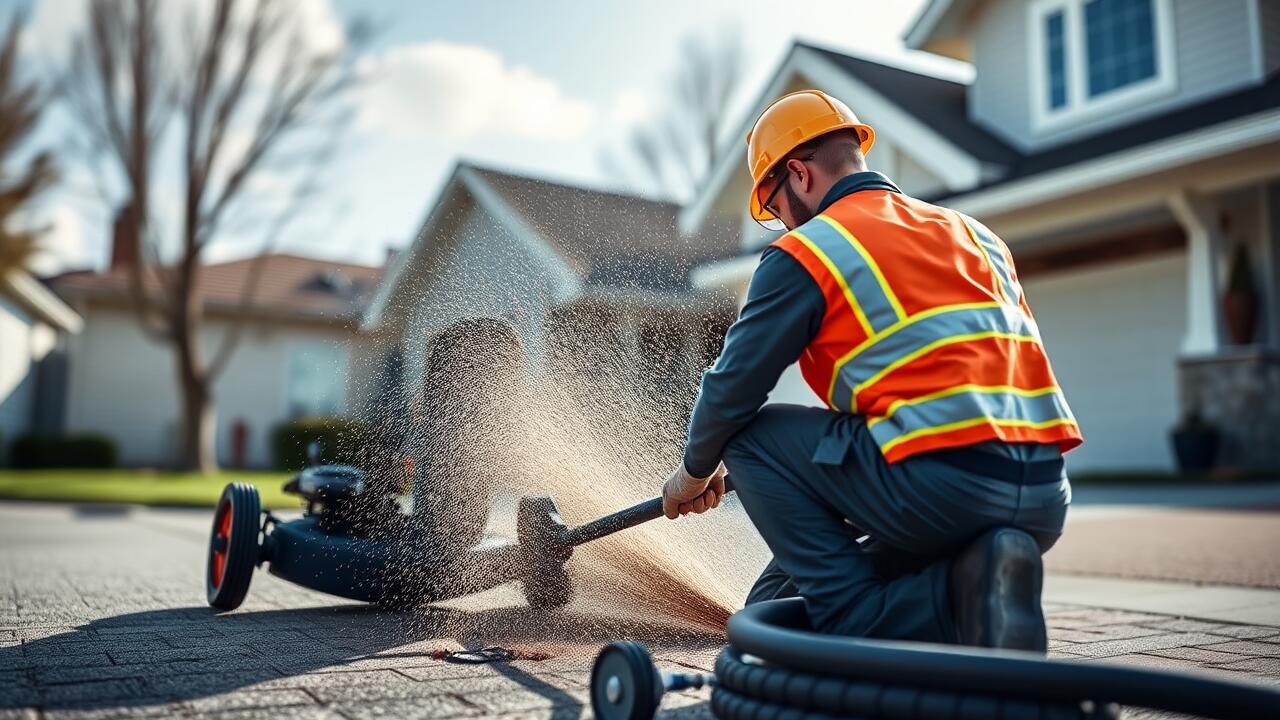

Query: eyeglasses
[755,154,814,232]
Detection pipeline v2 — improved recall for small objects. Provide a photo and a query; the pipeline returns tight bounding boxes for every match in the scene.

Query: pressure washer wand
[558,477,736,548]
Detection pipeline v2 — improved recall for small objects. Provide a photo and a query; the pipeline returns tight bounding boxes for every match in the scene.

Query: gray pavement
[2,500,1279,719]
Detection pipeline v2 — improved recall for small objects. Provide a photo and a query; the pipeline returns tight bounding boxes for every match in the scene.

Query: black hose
[713,645,1102,719]
[720,599,1278,720]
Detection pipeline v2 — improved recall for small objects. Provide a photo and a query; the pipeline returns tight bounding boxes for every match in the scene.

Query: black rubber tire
[206,483,262,611]
[590,641,661,720]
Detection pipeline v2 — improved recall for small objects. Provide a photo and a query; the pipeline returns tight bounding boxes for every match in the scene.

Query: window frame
[1028,0,1177,133]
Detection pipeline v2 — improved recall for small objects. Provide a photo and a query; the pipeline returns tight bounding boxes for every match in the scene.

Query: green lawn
[0,470,304,509]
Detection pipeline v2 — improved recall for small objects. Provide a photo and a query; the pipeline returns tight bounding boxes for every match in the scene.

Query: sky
[13,0,967,273]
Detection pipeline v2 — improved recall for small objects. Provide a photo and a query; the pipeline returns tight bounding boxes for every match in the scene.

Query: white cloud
[609,88,655,128]
[356,41,597,143]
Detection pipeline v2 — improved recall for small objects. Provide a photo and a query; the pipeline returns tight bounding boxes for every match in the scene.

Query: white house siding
[972,0,1260,151]
[0,296,55,447]
[64,304,361,468]
[384,198,564,388]
[1260,0,1280,76]
[1023,252,1187,472]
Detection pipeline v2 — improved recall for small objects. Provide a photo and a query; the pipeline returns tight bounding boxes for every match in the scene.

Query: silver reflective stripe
[958,213,1021,306]
[866,387,1076,455]
[829,302,1040,412]
[796,215,904,334]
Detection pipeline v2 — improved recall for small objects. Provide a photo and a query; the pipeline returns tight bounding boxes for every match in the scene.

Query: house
[0,268,82,461]
[47,241,382,469]
[357,163,741,428]
[689,0,1280,472]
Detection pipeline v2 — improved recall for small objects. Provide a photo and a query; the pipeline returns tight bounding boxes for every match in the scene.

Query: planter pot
[1223,290,1258,345]
[1170,427,1219,473]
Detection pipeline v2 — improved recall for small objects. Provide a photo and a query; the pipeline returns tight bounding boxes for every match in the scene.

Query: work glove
[662,462,727,520]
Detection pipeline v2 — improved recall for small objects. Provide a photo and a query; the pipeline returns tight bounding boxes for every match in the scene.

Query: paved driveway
[2,500,1278,719]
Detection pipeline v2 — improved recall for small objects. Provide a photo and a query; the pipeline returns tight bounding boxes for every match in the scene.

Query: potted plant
[1170,406,1219,473]
[1223,242,1259,345]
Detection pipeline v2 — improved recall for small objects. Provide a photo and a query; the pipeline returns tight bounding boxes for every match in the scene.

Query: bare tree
[58,0,367,472]
[604,31,743,202]
[0,12,54,276]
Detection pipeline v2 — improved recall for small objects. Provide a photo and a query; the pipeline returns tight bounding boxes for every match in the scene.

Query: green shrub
[10,433,118,469]
[271,416,369,470]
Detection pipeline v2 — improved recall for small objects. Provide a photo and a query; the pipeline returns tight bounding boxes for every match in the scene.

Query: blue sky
[17,0,964,272]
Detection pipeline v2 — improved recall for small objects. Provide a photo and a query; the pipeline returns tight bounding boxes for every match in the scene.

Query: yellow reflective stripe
[816,215,906,322]
[851,331,1039,407]
[867,384,1062,428]
[825,301,1006,409]
[791,229,874,337]
[959,217,1011,305]
[880,417,1077,456]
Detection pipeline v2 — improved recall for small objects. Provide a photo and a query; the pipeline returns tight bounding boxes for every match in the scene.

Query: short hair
[790,129,865,174]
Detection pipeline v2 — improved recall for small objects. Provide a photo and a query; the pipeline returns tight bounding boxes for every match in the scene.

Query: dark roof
[50,253,382,323]
[468,164,739,290]
[798,42,1280,200]
[979,72,1280,190]
[800,43,1019,166]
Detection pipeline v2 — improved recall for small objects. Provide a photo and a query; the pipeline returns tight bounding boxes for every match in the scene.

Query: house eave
[939,107,1280,221]
[2,270,83,333]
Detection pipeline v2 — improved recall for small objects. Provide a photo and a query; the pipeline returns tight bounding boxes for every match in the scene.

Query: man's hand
[662,463,727,520]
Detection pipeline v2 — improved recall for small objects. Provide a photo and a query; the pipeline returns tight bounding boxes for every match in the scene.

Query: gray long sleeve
[682,248,825,477]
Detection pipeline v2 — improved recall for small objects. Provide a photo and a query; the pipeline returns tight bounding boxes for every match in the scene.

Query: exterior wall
[377,198,563,397]
[0,296,56,453]
[1023,251,1187,472]
[972,0,1261,151]
[64,304,364,468]
[1261,0,1280,76]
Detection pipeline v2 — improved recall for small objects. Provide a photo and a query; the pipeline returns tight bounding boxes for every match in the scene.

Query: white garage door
[1024,252,1186,473]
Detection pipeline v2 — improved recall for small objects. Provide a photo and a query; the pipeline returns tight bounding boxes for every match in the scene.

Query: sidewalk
[2,501,1278,719]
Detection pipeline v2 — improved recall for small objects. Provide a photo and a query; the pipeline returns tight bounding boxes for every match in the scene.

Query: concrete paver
[3,501,1279,719]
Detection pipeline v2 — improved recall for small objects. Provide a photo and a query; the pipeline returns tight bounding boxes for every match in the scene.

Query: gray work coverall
[682,172,1072,643]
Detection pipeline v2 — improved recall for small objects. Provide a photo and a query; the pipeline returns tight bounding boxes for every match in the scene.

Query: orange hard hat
[746,90,875,225]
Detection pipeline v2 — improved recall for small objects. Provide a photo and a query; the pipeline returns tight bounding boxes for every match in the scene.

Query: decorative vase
[1223,290,1258,346]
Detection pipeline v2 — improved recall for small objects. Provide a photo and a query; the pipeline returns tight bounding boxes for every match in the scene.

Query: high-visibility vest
[772,189,1083,463]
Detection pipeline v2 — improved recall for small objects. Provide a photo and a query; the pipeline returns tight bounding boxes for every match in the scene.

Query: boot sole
[987,528,1047,652]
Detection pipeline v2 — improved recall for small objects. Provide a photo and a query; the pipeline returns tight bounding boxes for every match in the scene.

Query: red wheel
[206,483,261,610]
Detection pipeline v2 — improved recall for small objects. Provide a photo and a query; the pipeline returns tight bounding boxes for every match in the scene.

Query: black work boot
[949,527,1047,652]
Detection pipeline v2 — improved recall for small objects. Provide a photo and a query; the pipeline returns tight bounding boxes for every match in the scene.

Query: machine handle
[559,477,736,548]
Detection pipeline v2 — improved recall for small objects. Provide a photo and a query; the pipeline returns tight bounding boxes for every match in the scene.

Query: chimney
[110,204,137,270]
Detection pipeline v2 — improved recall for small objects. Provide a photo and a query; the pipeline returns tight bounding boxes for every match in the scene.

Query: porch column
[1168,189,1225,356]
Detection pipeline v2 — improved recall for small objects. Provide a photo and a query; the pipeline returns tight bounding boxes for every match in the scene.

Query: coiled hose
[706,598,1279,720]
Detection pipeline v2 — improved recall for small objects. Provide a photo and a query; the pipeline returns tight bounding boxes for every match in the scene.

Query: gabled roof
[683,39,1280,237]
[364,162,741,329]
[800,43,1017,166]
[469,165,736,288]
[903,0,980,61]
[49,253,382,324]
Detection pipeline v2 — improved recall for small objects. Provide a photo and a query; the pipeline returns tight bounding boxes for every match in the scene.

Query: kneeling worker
[662,90,1082,651]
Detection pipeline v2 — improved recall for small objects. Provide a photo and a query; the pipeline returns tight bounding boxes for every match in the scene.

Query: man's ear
[786,158,810,192]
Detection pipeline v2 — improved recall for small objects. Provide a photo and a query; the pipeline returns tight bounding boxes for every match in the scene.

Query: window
[1045,11,1068,109]
[1084,0,1157,97]
[1030,0,1174,130]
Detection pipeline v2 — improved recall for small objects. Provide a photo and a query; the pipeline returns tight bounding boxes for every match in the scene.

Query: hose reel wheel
[590,641,662,720]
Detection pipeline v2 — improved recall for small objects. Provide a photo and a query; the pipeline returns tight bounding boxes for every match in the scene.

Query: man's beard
[784,180,816,228]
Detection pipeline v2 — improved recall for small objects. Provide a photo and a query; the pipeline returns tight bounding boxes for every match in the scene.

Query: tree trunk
[174,255,218,474]
[177,370,217,473]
